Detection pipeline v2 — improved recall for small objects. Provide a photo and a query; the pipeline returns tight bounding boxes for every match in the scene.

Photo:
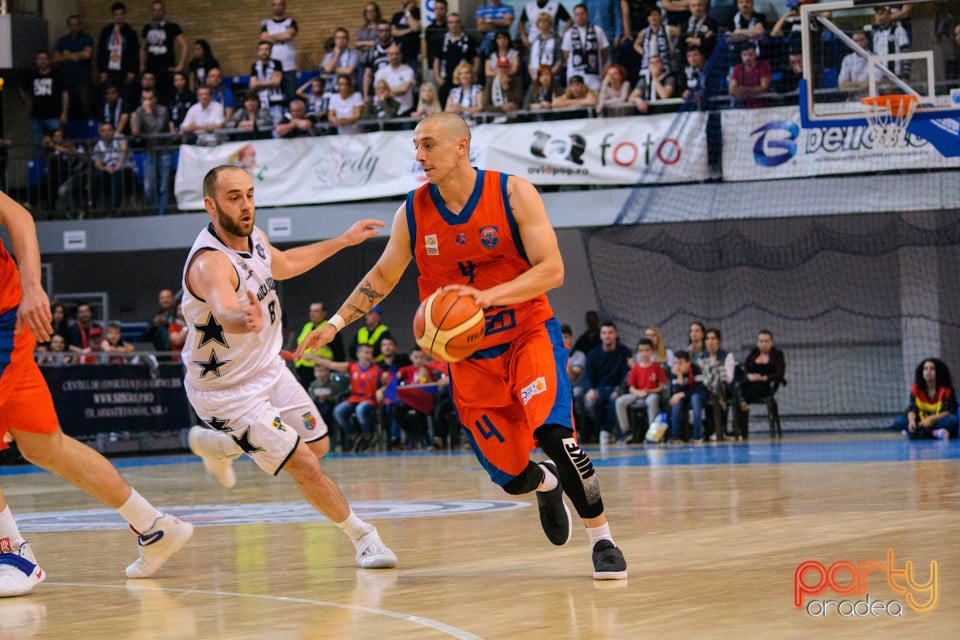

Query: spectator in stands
[140,1,187,103]
[435,13,479,107]
[226,90,275,139]
[425,0,449,84]
[838,30,871,98]
[485,31,522,79]
[584,0,623,53]
[681,45,707,101]
[476,0,516,62]
[677,0,717,63]
[527,12,564,82]
[101,321,134,363]
[99,83,131,136]
[669,350,707,442]
[688,321,708,361]
[308,363,349,448]
[445,62,486,115]
[554,74,600,108]
[645,325,675,369]
[614,338,667,442]
[895,358,958,441]
[629,54,675,112]
[39,334,73,366]
[22,51,68,152]
[701,327,736,440]
[322,27,360,96]
[562,4,611,92]
[396,348,445,449]
[733,329,786,441]
[573,310,602,355]
[296,76,329,121]
[187,39,218,92]
[597,63,631,113]
[776,50,804,94]
[350,305,392,362]
[726,0,768,45]
[294,301,346,388]
[37,130,86,215]
[168,71,195,131]
[54,15,94,120]
[136,72,159,107]
[131,88,174,216]
[327,74,365,134]
[275,98,316,137]
[51,302,71,341]
[872,6,911,80]
[250,41,286,125]
[374,44,416,116]
[97,2,139,92]
[583,321,633,444]
[90,121,136,213]
[260,0,298,102]
[142,288,178,359]
[67,302,104,362]
[327,344,381,452]
[362,21,397,102]
[180,85,225,144]
[363,79,402,119]
[519,0,571,53]
[411,82,444,117]
[483,57,525,113]
[633,7,677,75]
[390,0,421,66]
[356,3,383,52]
[728,42,772,107]
[660,0,690,27]
[204,68,235,119]
[525,65,559,110]
[376,336,413,449]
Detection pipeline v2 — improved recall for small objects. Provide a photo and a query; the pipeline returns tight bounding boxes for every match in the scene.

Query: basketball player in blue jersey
[297,113,628,579]
[183,165,397,569]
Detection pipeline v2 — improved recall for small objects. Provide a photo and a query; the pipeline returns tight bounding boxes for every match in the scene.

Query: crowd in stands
[14,0,934,217]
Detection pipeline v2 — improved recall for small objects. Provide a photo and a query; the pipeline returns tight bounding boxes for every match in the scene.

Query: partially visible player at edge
[297,112,628,579]
[182,165,397,569]
[0,191,192,597]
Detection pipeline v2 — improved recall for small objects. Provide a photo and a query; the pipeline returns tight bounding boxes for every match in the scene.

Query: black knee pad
[502,460,543,495]
[535,424,604,519]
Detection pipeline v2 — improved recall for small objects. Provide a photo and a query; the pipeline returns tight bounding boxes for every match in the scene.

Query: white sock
[586,522,614,548]
[335,510,373,543]
[536,462,558,492]
[0,506,25,552]
[116,489,163,533]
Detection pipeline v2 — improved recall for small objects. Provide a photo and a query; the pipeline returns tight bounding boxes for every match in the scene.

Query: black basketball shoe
[592,540,628,580]
[536,461,572,546]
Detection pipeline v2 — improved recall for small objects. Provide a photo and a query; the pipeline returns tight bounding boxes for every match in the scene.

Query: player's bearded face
[215,199,254,238]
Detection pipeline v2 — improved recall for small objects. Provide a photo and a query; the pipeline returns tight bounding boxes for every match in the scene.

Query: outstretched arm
[186,250,263,334]
[268,218,385,280]
[0,191,53,341]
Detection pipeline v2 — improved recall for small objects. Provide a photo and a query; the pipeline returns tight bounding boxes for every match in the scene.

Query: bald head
[416,112,471,142]
[203,165,248,197]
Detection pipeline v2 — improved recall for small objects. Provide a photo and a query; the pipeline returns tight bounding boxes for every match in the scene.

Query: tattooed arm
[295,205,413,359]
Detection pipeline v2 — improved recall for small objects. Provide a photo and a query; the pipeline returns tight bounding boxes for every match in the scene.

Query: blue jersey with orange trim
[405,169,555,350]
[0,239,21,316]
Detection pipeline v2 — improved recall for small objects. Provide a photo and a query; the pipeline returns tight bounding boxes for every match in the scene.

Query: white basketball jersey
[181,224,283,390]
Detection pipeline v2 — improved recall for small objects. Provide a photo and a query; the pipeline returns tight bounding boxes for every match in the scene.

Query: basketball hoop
[860,94,919,148]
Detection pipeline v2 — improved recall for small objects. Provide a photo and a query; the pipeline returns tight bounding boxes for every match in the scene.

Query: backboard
[798,0,960,155]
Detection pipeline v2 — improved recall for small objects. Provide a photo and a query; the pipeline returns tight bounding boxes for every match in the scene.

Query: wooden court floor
[1,433,958,639]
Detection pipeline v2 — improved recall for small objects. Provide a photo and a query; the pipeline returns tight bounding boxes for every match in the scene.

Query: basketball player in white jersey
[183,165,397,569]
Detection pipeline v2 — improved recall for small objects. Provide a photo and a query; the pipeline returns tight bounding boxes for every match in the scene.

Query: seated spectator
[275,98,316,137]
[583,322,633,444]
[629,55,675,113]
[296,76,329,121]
[524,65,558,110]
[226,90,275,139]
[361,20,397,101]
[308,364,350,450]
[553,74,599,109]
[633,7,678,75]
[484,30,520,79]
[374,44,416,115]
[180,85,225,144]
[894,358,958,441]
[249,41,286,124]
[90,121,136,213]
[187,39,219,92]
[476,1,515,62]
[168,71,195,131]
[37,129,86,215]
[733,329,786,441]
[67,302,104,363]
[327,73,365,133]
[701,328,737,440]
[100,321,134,363]
[38,334,73,366]
[326,344,380,452]
[645,325,676,370]
[728,43,772,108]
[527,12,563,81]
[142,288,177,358]
[669,350,707,443]
[444,62,485,115]
[321,27,361,96]
[615,338,667,443]
[681,46,708,103]
[50,302,71,341]
[99,83,131,135]
[395,347,444,449]
[362,79,402,119]
[596,64,631,114]
[204,67,235,119]
[688,321,708,362]
[838,31,871,98]
[483,57,524,113]
[411,82,443,117]
[776,50,804,95]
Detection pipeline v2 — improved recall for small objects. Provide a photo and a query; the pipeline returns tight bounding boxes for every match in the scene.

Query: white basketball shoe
[188,425,238,489]
[0,542,45,597]
[126,514,194,579]
[355,527,398,569]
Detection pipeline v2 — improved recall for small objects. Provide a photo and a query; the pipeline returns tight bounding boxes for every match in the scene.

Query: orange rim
[860,94,918,117]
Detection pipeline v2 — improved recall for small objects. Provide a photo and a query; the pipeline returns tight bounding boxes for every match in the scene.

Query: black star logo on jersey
[195,313,228,349]
[204,416,230,432]
[233,428,264,455]
[194,349,230,378]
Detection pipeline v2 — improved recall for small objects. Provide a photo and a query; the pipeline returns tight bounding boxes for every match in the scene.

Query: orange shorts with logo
[0,317,60,450]
[449,318,573,486]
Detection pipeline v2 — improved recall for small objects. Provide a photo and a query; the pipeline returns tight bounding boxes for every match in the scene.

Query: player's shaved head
[203,165,247,198]
[417,112,471,143]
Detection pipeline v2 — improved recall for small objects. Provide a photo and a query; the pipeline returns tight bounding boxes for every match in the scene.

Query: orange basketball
[413,290,485,363]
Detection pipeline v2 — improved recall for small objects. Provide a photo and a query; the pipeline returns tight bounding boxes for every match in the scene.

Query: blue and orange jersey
[0,239,21,316]
[348,362,380,405]
[405,169,554,351]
